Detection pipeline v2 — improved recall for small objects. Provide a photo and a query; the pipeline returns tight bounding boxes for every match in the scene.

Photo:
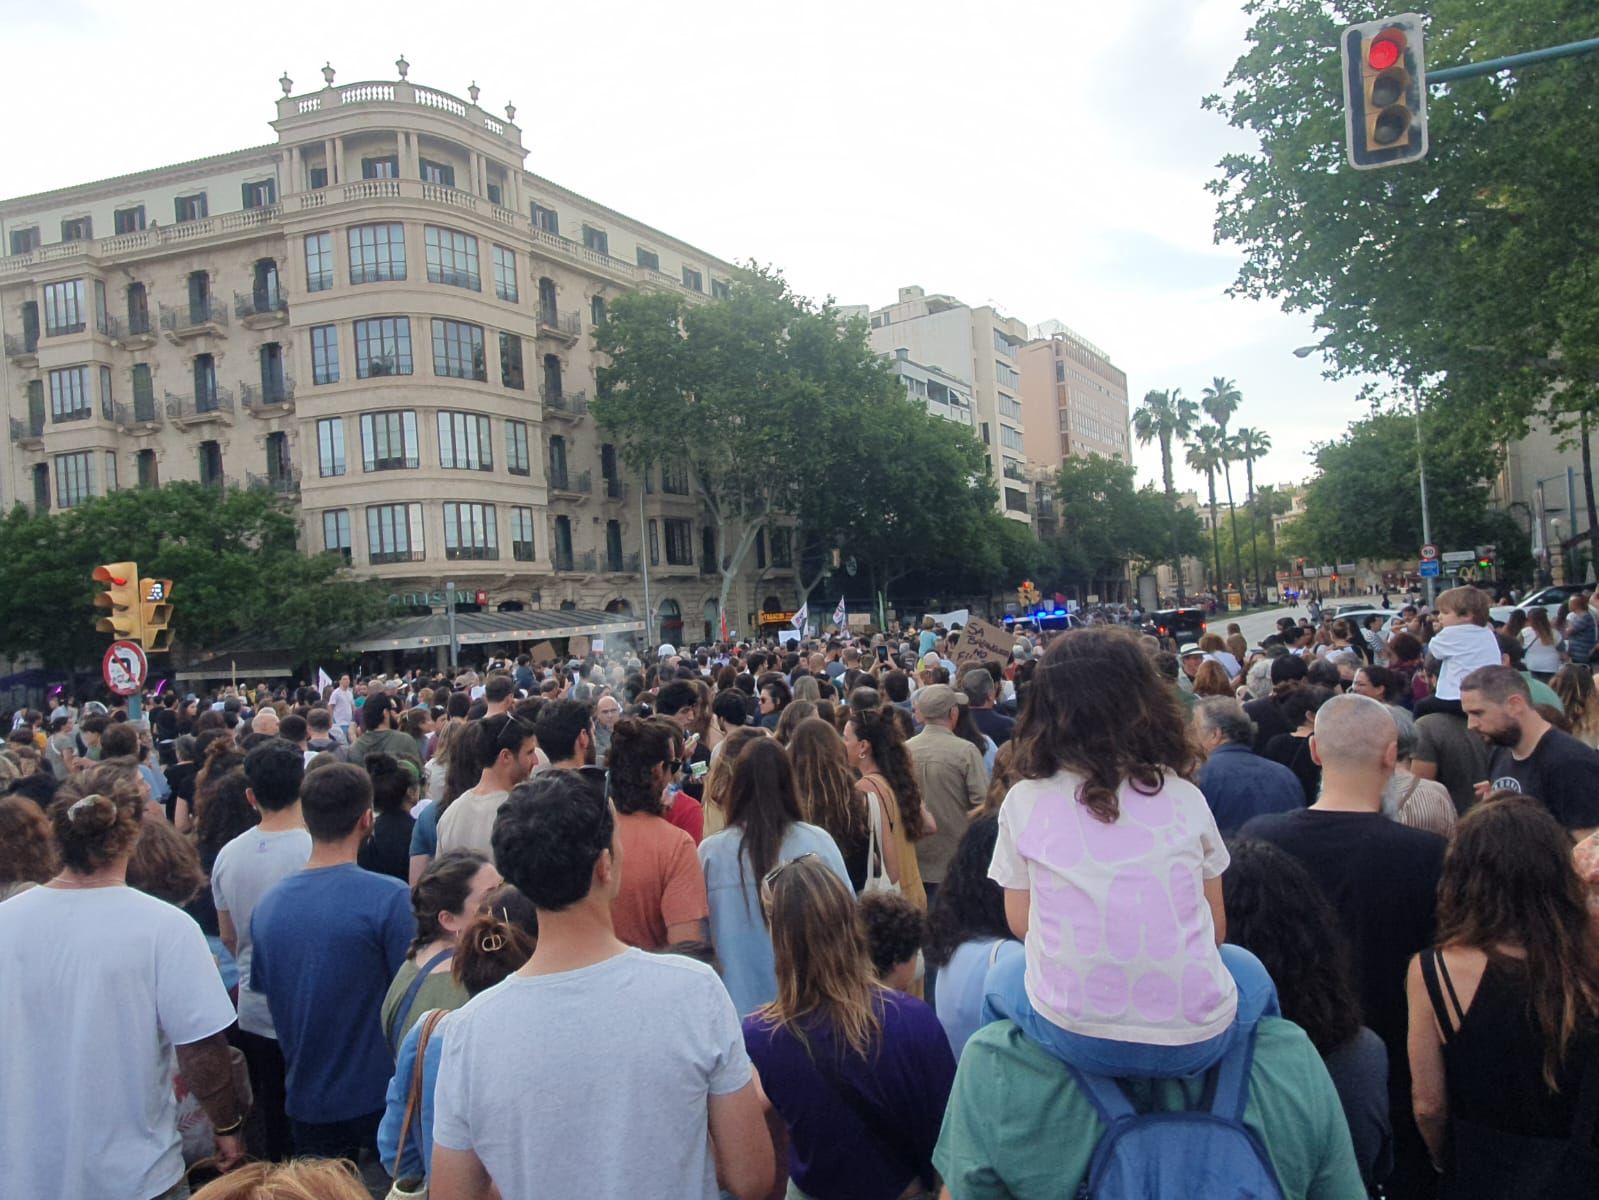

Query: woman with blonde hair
[1552,664,1599,749]
[192,1158,371,1199]
[702,725,768,838]
[744,855,954,1200]
[787,717,871,891]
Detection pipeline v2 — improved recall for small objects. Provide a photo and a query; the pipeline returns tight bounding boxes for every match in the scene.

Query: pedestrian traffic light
[1476,546,1496,570]
[140,577,175,652]
[93,562,143,641]
[1341,14,1428,170]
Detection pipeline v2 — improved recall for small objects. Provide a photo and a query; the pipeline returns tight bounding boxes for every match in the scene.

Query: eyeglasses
[762,851,820,889]
[493,716,531,752]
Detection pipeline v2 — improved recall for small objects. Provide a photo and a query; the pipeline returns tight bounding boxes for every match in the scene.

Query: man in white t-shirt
[431,770,773,1200]
[213,738,311,1161]
[435,714,540,857]
[328,674,356,734]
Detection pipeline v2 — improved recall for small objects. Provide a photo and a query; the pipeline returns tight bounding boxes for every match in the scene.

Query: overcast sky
[2,0,1372,497]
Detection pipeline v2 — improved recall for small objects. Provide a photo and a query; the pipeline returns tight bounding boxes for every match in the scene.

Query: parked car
[1143,607,1208,645]
[1489,584,1589,627]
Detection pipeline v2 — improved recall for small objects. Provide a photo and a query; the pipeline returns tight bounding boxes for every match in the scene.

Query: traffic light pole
[1427,36,1599,84]
[1413,388,1436,607]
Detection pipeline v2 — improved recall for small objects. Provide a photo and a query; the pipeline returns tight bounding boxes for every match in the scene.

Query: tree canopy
[0,484,385,670]
[1043,455,1204,599]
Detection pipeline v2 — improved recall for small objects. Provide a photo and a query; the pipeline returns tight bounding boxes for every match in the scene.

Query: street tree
[1201,376,1247,592]
[1186,426,1229,590]
[1232,426,1272,598]
[1048,455,1202,601]
[1132,388,1200,599]
[1206,0,1599,565]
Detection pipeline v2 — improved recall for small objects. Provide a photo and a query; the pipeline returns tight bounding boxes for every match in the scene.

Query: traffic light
[1341,14,1428,170]
[1476,545,1496,571]
[140,577,175,652]
[93,562,143,641]
[1017,580,1042,609]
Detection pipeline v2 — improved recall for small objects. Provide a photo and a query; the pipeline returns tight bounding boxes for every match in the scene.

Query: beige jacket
[906,723,987,885]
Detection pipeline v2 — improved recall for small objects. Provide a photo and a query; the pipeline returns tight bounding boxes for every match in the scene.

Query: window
[60,216,92,242]
[98,365,113,415]
[305,232,333,292]
[664,519,693,565]
[55,452,94,507]
[43,279,85,335]
[19,300,39,350]
[486,182,502,206]
[323,510,352,564]
[424,226,480,290]
[348,223,406,283]
[510,506,536,561]
[756,529,766,569]
[254,258,282,314]
[354,317,413,377]
[193,355,218,408]
[581,225,608,255]
[1000,425,1024,451]
[662,460,690,495]
[187,271,211,323]
[537,277,558,324]
[136,449,158,489]
[361,155,399,180]
[1005,486,1029,513]
[25,380,43,434]
[111,206,145,235]
[648,519,659,566]
[132,364,155,421]
[711,278,730,300]
[443,502,498,560]
[999,394,1022,421]
[126,282,150,334]
[198,440,224,488]
[431,318,487,380]
[682,267,703,292]
[367,503,425,563]
[591,295,605,326]
[419,158,456,188]
[242,179,276,208]
[542,354,563,400]
[105,453,118,494]
[531,203,559,235]
[9,227,39,255]
[506,420,530,476]
[701,527,717,573]
[771,527,793,568]
[175,193,208,222]
[499,332,524,390]
[309,165,329,189]
[438,411,493,471]
[1055,360,1066,384]
[994,329,1018,359]
[547,434,568,488]
[361,411,420,471]
[311,324,340,384]
[265,431,292,484]
[996,361,1021,390]
[316,418,346,477]
[32,464,49,511]
[601,443,619,486]
[553,516,574,570]
[636,247,660,271]
[607,521,625,571]
[491,245,518,302]
[259,343,286,401]
[49,367,91,422]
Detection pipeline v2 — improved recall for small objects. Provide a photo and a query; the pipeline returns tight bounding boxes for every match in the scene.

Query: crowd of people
[1,592,1597,1199]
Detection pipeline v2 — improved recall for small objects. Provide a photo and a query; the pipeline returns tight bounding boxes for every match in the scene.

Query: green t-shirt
[380,956,469,1048]
[934,1019,1366,1200]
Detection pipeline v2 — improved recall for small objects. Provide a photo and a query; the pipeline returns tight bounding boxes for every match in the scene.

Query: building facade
[1018,321,1130,470]
[885,349,976,429]
[865,285,1032,522]
[0,66,796,648]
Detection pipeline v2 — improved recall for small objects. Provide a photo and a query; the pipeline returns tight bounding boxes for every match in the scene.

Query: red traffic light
[1368,30,1405,71]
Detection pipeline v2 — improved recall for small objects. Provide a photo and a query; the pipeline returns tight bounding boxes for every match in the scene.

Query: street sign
[1419,560,1442,578]
[1420,542,1439,561]
[102,640,148,696]
[1441,550,1474,563]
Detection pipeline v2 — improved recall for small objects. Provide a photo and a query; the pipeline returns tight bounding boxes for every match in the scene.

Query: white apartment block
[0,64,798,649]
[886,350,976,429]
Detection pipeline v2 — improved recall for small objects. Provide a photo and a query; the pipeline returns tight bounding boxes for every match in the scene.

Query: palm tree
[1186,426,1227,593]
[1132,388,1199,602]
[1232,427,1272,603]
[1201,376,1245,595]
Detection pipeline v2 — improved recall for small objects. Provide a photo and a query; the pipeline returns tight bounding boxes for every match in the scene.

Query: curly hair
[846,703,925,839]
[607,716,677,815]
[859,892,926,979]
[127,819,206,907]
[0,795,58,887]
[1222,839,1362,1055]
[1010,627,1197,823]
[925,814,1013,968]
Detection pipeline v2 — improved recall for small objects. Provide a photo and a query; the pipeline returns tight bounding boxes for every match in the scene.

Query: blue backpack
[1069,1029,1284,1200]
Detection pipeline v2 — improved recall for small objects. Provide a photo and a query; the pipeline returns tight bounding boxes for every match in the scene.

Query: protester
[434,714,540,857]
[787,716,871,890]
[907,683,985,911]
[250,763,416,1161]
[745,855,955,1200]
[0,781,246,1199]
[960,668,1013,747]
[860,891,928,992]
[1411,657,1491,815]
[1193,696,1305,834]
[190,1158,371,1200]
[346,693,422,770]
[1563,592,1597,665]
[843,703,928,908]
[1381,706,1458,839]
[1418,587,1503,716]
[0,793,57,902]
[358,752,417,881]
[1552,662,1599,748]
[1407,796,1599,1196]
[702,725,768,839]
[430,770,773,1199]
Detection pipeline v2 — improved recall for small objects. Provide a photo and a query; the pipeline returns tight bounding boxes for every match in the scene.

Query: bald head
[1310,694,1397,773]
[251,707,280,737]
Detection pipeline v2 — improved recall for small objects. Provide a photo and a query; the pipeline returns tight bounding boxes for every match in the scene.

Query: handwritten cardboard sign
[529,641,557,665]
[952,616,1011,669]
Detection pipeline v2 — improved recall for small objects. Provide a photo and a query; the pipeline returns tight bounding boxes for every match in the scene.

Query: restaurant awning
[343,607,645,653]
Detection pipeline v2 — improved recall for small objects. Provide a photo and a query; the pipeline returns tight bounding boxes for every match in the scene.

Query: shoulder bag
[386,1008,448,1200]
[861,783,901,897]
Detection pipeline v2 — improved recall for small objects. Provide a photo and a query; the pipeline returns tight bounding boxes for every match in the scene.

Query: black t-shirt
[1245,696,1291,755]
[1238,808,1446,1059]
[1262,732,1320,805]
[1487,727,1599,833]
[358,810,416,883]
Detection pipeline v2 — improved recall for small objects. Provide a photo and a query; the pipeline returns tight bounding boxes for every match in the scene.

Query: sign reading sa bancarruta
[952,616,1011,668]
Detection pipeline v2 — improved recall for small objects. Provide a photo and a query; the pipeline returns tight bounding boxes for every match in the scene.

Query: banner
[792,602,809,631]
[928,608,970,629]
[951,616,1012,669]
[832,597,846,629]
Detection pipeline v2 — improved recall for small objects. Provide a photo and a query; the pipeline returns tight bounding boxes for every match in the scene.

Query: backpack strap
[386,947,454,1054]
[1207,1023,1262,1123]
[1065,1062,1139,1126]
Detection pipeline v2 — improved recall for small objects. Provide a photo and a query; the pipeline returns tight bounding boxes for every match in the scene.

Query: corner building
[0,67,796,647]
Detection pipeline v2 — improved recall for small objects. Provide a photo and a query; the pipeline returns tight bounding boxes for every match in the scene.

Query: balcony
[4,332,39,364]
[606,551,641,575]
[235,289,289,329]
[536,307,582,343]
[548,468,592,498]
[1002,462,1027,482]
[540,387,588,420]
[553,549,597,574]
[116,313,157,350]
[114,399,163,433]
[160,301,228,342]
[247,468,301,495]
[602,475,626,502]
[240,378,296,414]
[165,387,234,427]
[9,416,43,448]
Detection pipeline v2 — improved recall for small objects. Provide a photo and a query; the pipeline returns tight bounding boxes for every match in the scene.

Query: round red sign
[102,640,149,697]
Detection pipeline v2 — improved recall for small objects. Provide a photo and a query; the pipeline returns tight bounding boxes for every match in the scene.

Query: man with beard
[534,699,595,771]
[1460,665,1599,839]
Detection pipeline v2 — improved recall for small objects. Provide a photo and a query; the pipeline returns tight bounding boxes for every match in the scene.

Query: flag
[792,602,809,631]
[317,667,333,693]
[833,596,846,629]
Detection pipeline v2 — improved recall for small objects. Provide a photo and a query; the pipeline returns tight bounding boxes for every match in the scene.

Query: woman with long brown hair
[702,725,768,838]
[744,855,955,1200]
[1553,664,1599,749]
[1406,796,1599,1197]
[698,738,850,1015]
[842,703,930,910]
[787,717,870,891]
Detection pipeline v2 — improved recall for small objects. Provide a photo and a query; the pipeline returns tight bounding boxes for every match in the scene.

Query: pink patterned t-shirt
[989,770,1237,1046]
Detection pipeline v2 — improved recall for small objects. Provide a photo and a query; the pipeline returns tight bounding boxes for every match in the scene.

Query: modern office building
[0,63,797,649]
[865,286,1032,522]
[885,349,976,429]
[1018,320,1130,470]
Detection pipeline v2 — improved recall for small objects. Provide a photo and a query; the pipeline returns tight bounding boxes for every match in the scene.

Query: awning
[344,607,645,653]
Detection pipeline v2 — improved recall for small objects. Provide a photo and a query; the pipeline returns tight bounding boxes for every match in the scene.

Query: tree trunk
[716,518,765,641]
[1245,460,1261,604]
[1161,437,1185,603]
[1222,460,1244,594]
[1584,410,1599,580]
[1207,474,1223,593]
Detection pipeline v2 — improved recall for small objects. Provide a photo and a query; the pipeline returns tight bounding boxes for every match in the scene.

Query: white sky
[0,0,1370,496]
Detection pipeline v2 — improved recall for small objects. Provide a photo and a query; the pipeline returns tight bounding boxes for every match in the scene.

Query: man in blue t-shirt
[252,762,415,1161]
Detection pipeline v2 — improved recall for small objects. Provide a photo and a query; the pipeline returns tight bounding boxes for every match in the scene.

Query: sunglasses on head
[493,716,530,751]
[762,851,820,889]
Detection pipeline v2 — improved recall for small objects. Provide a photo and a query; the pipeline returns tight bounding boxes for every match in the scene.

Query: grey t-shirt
[210,826,312,1037]
[433,948,751,1198]
[1411,712,1487,816]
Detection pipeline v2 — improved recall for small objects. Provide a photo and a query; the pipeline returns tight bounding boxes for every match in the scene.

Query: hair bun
[67,794,116,833]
